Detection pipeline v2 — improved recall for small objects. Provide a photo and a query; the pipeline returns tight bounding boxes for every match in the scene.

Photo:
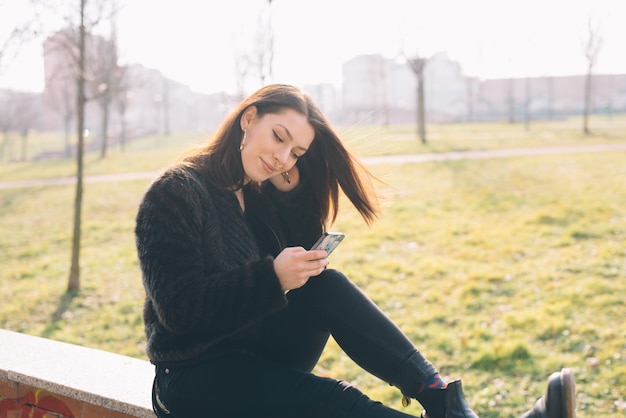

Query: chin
[246,173,269,184]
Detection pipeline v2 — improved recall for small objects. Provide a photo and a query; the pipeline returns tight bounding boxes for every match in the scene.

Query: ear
[240,106,258,131]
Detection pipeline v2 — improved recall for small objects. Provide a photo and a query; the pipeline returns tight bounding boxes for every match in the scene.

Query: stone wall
[0,329,154,418]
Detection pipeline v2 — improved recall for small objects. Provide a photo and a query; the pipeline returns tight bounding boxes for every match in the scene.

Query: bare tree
[405,55,428,143]
[0,2,41,74]
[265,0,274,82]
[0,1,42,162]
[88,20,123,158]
[376,56,389,126]
[161,78,170,135]
[233,45,250,99]
[252,0,274,85]
[43,40,77,157]
[231,1,274,97]
[45,23,121,160]
[465,77,476,123]
[547,76,554,120]
[0,90,13,162]
[2,0,117,289]
[0,90,36,163]
[38,0,117,291]
[13,93,40,161]
[507,77,515,124]
[67,0,89,291]
[113,65,130,151]
[524,76,531,131]
[33,0,115,291]
[582,14,603,135]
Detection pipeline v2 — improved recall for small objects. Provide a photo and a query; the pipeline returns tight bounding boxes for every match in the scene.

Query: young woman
[135,84,576,418]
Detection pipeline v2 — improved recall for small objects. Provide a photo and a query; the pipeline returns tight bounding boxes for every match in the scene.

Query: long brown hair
[181,84,380,226]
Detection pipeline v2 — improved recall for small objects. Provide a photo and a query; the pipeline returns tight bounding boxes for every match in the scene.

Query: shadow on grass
[41,289,80,339]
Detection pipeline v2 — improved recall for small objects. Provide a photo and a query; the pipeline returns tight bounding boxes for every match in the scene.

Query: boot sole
[560,368,576,418]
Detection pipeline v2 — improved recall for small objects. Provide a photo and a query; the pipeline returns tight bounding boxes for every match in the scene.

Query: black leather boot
[414,379,479,418]
[521,368,576,418]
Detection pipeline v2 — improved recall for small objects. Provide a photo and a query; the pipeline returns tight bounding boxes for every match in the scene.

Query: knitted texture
[135,164,321,363]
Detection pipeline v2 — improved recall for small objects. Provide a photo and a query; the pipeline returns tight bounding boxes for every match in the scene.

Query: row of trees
[0,1,42,162]
[45,23,130,160]
[0,1,126,163]
[0,0,609,292]
[407,14,605,143]
[0,90,40,162]
[0,0,278,292]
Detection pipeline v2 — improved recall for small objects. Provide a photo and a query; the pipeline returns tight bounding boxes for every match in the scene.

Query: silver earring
[239,129,247,151]
[239,129,246,151]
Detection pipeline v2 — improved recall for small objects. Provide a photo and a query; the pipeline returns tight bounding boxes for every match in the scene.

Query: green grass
[1,114,625,181]
[341,114,626,157]
[1,116,625,417]
[325,154,626,416]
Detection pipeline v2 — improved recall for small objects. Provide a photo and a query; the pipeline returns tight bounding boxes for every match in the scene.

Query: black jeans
[152,269,438,417]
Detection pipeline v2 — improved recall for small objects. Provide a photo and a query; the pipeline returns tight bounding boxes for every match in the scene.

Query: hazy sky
[0,0,624,95]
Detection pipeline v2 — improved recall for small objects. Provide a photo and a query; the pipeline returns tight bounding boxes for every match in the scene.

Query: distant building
[476,74,626,121]
[7,31,624,160]
[42,28,105,134]
[342,52,468,125]
[425,52,467,122]
[342,54,393,125]
[119,64,235,136]
[303,83,341,125]
[41,29,236,148]
[342,52,626,125]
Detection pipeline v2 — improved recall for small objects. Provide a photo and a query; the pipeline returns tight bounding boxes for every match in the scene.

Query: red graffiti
[0,389,76,418]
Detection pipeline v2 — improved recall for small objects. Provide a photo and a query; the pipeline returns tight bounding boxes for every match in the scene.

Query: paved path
[1,142,625,191]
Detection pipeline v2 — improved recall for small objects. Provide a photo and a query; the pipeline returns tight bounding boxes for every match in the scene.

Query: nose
[273,148,290,168]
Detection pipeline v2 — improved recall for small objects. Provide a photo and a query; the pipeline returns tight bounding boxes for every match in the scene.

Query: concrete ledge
[0,329,154,417]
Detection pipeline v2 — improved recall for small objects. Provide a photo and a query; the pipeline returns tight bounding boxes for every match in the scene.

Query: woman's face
[240,107,315,184]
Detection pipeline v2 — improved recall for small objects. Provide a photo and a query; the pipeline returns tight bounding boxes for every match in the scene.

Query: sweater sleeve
[135,167,287,357]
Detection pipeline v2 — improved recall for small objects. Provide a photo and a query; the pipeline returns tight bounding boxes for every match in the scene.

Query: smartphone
[311,232,345,256]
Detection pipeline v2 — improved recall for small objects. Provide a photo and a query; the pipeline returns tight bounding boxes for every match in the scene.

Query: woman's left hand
[269,165,299,192]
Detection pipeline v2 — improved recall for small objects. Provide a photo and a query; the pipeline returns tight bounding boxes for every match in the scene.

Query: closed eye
[274,128,306,160]
[273,130,284,143]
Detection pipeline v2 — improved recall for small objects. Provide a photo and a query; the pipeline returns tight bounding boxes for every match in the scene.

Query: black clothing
[136,164,437,417]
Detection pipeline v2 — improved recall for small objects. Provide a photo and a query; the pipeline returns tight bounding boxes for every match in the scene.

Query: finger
[307,249,329,260]
[283,246,306,255]
[303,257,328,273]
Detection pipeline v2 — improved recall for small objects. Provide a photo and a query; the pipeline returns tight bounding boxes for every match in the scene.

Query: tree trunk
[68,0,87,292]
[162,81,170,135]
[0,131,8,162]
[117,98,127,152]
[507,78,515,123]
[466,78,474,123]
[119,116,126,151]
[417,71,426,143]
[524,77,531,132]
[64,115,72,157]
[20,130,28,161]
[583,65,592,135]
[547,77,554,120]
[100,100,109,158]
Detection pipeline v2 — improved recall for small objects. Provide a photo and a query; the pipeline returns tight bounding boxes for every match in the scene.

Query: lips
[260,158,277,175]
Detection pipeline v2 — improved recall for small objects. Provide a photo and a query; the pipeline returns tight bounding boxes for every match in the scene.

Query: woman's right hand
[273,247,328,291]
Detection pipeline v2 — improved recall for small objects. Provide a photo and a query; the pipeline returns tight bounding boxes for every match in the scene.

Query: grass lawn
[1,115,625,417]
[1,114,625,181]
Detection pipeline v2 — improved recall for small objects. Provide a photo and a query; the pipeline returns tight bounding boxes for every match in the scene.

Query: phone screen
[311,232,345,256]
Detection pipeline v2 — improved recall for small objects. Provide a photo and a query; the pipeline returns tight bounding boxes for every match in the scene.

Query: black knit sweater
[135,164,322,363]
